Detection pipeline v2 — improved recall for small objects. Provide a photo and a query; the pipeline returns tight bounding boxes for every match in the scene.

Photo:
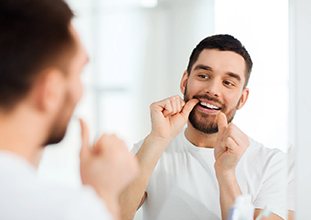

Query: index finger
[217,112,228,134]
[180,99,199,118]
[79,118,90,158]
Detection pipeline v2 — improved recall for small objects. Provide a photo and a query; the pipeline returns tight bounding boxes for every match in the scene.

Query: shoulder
[61,186,112,220]
[0,173,112,220]
[244,139,288,219]
[40,184,112,220]
[239,138,287,177]
[246,138,286,164]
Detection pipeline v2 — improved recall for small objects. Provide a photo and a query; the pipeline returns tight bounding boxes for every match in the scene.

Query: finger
[180,99,199,118]
[79,118,90,159]
[180,98,185,108]
[93,133,110,154]
[171,96,184,115]
[225,136,239,152]
[94,134,128,154]
[163,99,174,117]
[217,112,228,134]
[170,96,178,114]
[150,98,171,114]
[174,96,182,114]
[223,124,249,151]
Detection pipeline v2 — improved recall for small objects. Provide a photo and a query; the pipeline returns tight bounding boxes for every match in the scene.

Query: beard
[43,112,70,146]
[43,94,75,146]
[184,87,238,134]
[43,122,68,146]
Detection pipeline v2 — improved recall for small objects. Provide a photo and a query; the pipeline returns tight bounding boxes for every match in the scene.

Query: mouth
[198,101,222,111]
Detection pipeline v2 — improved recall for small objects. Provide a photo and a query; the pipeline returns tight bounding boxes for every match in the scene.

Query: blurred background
[38,0,293,219]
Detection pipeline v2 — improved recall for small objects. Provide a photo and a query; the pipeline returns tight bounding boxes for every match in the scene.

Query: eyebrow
[193,64,241,82]
[227,72,241,82]
[193,64,213,71]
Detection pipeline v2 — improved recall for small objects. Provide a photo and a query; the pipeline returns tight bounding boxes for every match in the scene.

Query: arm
[214,112,248,220]
[216,173,284,220]
[287,210,295,220]
[119,96,199,220]
[215,113,285,220]
[216,170,242,220]
[119,134,171,220]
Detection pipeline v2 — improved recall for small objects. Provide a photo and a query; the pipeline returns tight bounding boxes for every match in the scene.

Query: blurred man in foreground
[0,0,138,219]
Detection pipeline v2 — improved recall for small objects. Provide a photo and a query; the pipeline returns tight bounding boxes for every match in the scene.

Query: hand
[79,119,139,215]
[149,95,198,142]
[214,112,249,176]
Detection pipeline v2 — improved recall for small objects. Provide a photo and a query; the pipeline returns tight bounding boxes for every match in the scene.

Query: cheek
[76,80,83,101]
[185,80,201,95]
[68,78,83,104]
[224,92,242,109]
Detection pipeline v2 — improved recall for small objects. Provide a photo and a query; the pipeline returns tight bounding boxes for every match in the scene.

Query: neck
[184,122,218,148]
[0,106,46,168]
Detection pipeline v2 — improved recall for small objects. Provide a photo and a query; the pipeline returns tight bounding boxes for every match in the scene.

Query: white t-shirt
[0,151,112,220]
[133,131,287,220]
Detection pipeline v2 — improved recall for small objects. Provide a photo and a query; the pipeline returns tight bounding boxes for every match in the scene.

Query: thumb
[217,112,228,134]
[79,118,91,159]
[180,99,199,118]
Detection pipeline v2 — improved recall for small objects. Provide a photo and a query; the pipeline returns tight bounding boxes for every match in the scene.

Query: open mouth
[198,101,221,110]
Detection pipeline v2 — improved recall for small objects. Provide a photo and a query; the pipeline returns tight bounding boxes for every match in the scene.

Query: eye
[223,80,235,87]
[198,74,209,79]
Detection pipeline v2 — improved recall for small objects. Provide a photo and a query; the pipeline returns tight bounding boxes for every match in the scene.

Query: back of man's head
[0,0,74,111]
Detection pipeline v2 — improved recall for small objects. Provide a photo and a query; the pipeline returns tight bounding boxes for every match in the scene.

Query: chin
[44,126,68,146]
[189,113,218,134]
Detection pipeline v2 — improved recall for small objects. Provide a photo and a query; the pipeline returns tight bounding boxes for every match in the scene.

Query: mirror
[39,0,294,219]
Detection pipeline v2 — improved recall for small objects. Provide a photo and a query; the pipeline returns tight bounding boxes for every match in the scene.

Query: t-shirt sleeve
[64,186,112,220]
[253,151,287,219]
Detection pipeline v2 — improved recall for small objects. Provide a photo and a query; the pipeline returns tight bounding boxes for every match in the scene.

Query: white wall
[291,0,311,218]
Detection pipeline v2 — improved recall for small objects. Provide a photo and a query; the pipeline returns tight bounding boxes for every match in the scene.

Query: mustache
[192,94,224,106]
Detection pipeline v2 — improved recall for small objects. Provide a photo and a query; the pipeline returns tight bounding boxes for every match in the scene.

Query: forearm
[97,192,120,220]
[216,170,242,220]
[119,134,170,220]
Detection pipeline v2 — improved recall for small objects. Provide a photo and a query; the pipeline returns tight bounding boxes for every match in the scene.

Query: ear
[33,68,65,113]
[237,88,249,109]
[180,71,189,94]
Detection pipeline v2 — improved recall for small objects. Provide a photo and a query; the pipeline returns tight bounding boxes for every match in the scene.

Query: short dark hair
[186,34,253,87]
[0,0,74,110]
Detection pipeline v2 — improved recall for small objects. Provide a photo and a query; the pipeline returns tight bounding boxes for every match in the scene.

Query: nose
[205,79,220,97]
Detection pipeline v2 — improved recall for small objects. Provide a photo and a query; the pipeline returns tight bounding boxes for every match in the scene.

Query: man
[0,0,138,220]
[120,35,287,220]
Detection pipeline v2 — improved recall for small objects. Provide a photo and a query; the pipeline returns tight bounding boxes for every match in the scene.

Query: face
[45,26,88,145]
[181,49,249,134]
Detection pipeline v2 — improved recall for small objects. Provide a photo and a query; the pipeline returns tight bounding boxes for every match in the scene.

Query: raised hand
[79,119,139,218]
[214,112,249,175]
[149,95,199,142]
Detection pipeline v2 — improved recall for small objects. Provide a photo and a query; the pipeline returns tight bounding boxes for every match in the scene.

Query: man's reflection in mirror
[120,34,293,220]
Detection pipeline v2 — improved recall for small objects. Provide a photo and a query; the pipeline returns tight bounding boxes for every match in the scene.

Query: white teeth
[200,102,220,110]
